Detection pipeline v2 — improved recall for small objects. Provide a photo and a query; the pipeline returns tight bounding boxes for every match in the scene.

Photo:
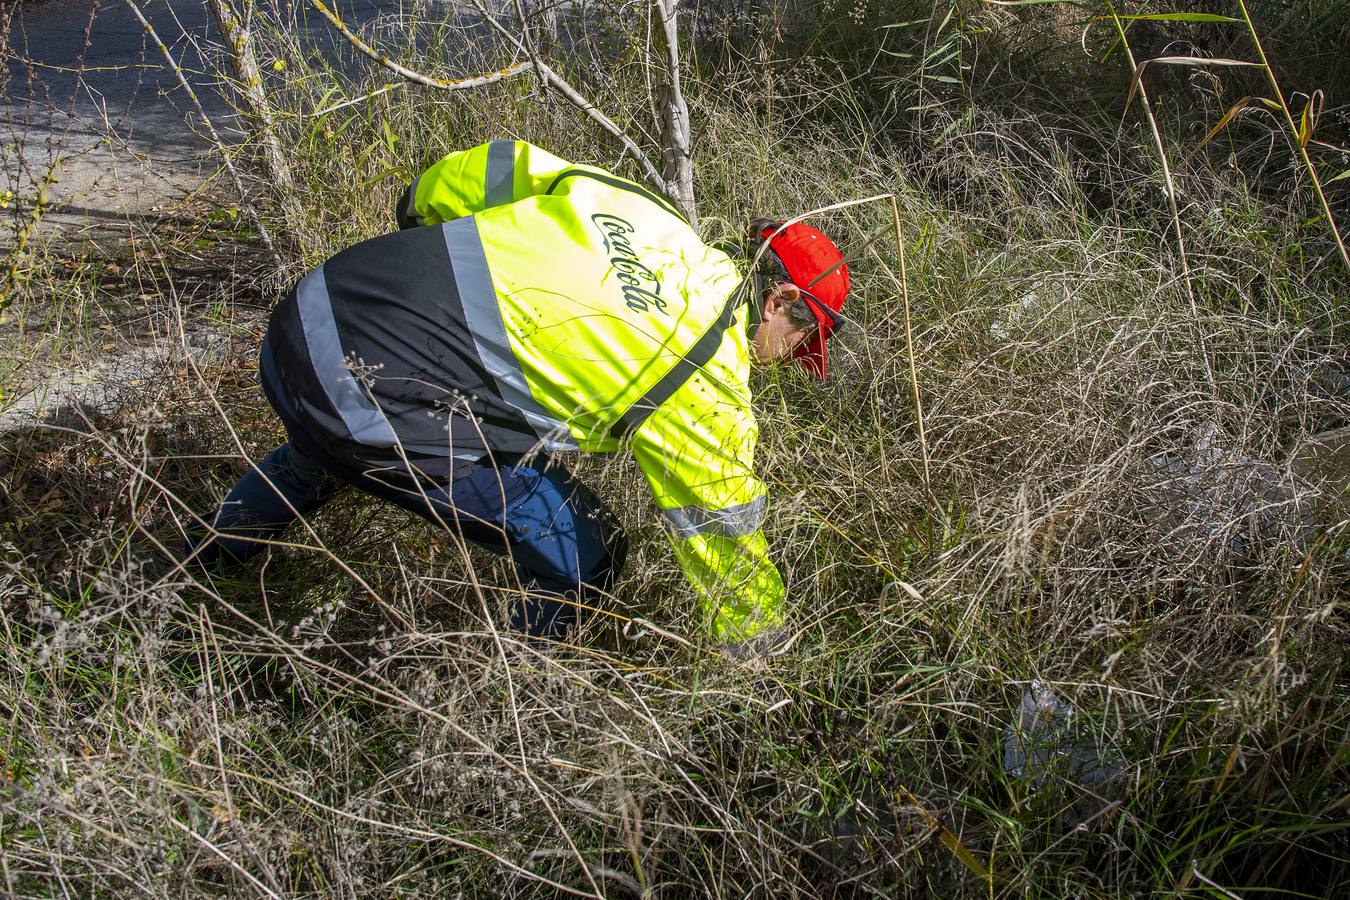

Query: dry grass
[1,2,1347,897]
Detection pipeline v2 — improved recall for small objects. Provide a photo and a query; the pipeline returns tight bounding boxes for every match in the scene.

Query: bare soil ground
[1,0,264,426]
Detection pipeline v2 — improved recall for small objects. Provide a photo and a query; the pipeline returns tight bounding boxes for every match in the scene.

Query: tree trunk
[206,0,301,226]
[652,0,697,226]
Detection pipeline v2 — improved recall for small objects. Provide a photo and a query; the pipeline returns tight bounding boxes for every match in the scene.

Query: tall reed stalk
[1235,0,1349,272]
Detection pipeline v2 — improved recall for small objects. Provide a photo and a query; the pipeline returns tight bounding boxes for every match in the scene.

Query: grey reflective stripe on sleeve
[296,265,398,447]
[442,218,578,451]
[658,494,767,539]
[484,140,515,208]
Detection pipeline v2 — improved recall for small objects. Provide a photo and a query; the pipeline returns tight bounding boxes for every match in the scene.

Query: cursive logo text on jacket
[591,213,668,315]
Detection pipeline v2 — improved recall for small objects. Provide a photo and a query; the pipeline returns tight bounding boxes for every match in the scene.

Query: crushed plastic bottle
[1004,681,1123,827]
[1141,424,1314,559]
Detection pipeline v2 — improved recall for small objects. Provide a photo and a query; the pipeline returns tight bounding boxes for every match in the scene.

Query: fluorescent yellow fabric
[630,350,784,642]
[411,142,563,221]
[407,140,785,641]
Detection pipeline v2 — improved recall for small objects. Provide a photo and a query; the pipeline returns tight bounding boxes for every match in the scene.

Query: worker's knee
[496,467,627,639]
[497,466,623,586]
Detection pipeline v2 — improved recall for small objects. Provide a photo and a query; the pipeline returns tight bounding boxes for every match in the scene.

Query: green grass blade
[982,0,1085,7]
[1182,95,1280,165]
[1096,13,1242,23]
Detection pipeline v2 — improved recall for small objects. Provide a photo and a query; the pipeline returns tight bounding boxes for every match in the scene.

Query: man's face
[753,283,817,364]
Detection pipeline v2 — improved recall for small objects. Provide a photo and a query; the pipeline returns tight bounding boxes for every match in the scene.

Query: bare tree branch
[461,0,669,193]
[652,0,697,224]
[121,0,282,268]
[206,0,301,226]
[305,0,670,197]
[304,0,666,193]
[534,59,669,192]
[305,0,534,91]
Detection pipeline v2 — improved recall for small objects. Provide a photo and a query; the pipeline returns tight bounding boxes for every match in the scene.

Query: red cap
[755,221,850,378]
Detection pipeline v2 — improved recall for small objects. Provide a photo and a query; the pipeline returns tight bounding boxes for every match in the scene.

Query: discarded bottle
[1003,681,1124,828]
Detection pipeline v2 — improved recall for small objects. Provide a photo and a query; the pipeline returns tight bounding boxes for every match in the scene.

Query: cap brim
[790,290,837,379]
[792,329,828,379]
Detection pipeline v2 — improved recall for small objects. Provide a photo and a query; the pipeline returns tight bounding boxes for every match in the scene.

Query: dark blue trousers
[192,441,625,638]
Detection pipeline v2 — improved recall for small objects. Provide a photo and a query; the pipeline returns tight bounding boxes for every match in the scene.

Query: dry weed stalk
[2,3,1347,896]
[120,0,282,268]
[1098,1,1206,381]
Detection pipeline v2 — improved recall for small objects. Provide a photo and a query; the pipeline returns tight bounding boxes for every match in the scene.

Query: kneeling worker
[191,140,851,653]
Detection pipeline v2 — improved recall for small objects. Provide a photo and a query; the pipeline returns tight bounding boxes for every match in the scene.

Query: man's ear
[765,282,799,313]
[762,289,783,316]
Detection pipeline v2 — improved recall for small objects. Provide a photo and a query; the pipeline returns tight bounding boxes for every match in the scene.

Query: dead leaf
[1124,56,1265,121]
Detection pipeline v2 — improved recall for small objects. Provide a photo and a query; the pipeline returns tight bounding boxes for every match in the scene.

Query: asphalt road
[0,0,425,425]
[2,0,412,245]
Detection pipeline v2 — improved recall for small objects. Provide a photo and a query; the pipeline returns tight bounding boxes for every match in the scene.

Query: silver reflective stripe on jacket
[441,217,579,451]
[658,494,767,539]
[296,264,398,447]
[484,139,515,208]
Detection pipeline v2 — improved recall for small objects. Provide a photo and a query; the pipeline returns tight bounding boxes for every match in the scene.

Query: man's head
[748,219,851,377]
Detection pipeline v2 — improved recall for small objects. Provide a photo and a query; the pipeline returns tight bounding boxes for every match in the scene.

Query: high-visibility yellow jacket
[269,139,783,641]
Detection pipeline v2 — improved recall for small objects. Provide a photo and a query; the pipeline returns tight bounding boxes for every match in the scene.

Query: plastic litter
[1004,681,1123,827]
[1004,681,1118,786]
[1141,424,1314,559]
[988,285,1052,341]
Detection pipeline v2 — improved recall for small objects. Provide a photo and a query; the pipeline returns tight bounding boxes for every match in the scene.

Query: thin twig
[152,799,283,899]
[0,161,59,313]
[890,194,932,508]
[751,194,931,510]
[511,0,550,99]
[534,60,669,191]
[742,193,895,301]
[304,83,404,118]
[306,0,666,192]
[198,607,285,896]
[1100,2,1215,389]
[164,292,414,630]
[460,0,668,191]
[120,0,282,269]
[306,0,534,90]
[171,755,611,896]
